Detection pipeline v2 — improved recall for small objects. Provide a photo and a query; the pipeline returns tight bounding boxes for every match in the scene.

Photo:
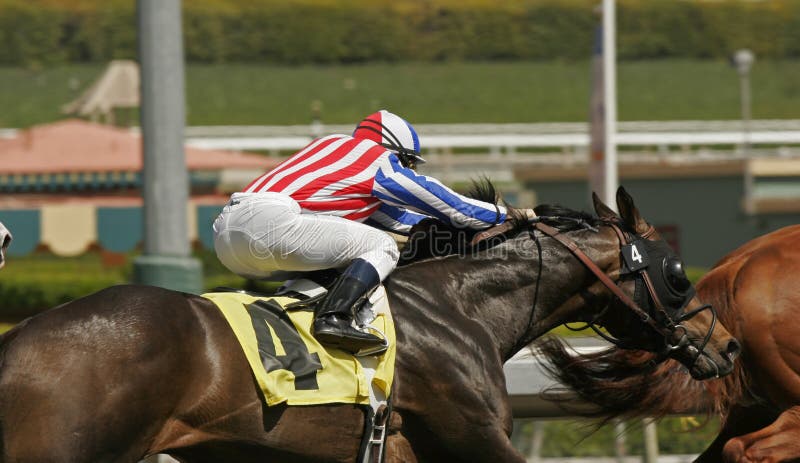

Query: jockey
[213,110,508,353]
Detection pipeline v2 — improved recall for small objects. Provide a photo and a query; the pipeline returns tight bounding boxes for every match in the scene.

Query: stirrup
[353,325,389,357]
[313,319,382,352]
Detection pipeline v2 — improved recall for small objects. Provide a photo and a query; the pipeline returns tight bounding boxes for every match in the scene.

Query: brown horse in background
[0,187,738,462]
[538,224,800,463]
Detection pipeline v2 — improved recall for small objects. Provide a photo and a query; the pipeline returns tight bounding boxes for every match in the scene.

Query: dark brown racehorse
[537,224,800,463]
[0,187,738,463]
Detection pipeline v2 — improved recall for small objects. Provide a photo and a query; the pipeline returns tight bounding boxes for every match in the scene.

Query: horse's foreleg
[465,429,528,463]
[385,426,525,463]
[694,405,778,463]
[722,407,800,463]
[385,432,418,463]
[385,399,526,463]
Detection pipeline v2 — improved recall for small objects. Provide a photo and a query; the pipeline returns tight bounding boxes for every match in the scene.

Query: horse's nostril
[726,338,742,359]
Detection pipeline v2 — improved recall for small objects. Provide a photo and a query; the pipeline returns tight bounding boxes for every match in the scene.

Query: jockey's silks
[241,135,505,235]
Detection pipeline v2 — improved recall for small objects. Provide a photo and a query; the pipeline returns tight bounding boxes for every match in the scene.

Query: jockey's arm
[373,155,507,230]
[365,203,431,236]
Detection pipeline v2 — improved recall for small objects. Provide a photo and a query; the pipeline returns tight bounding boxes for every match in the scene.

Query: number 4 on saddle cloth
[202,281,396,410]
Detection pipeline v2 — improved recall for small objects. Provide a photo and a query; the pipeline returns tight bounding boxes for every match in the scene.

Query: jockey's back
[242,135,388,222]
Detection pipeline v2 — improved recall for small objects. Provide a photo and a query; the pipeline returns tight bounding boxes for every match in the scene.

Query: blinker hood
[620,238,695,316]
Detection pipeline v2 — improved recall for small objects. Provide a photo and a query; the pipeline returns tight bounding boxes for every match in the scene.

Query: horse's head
[394,179,738,380]
[0,222,11,269]
[573,187,740,380]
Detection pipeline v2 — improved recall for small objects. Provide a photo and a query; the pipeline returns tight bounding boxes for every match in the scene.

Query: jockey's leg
[213,193,399,352]
[285,213,399,353]
[312,257,384,352]
[213,193,398,278]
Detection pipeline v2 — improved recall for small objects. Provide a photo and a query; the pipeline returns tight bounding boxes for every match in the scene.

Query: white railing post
[643,418,659,463]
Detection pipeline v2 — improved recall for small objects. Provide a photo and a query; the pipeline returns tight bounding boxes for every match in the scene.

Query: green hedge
[0,275,277,320]
[1,0,799,66]
[0,251,279,320]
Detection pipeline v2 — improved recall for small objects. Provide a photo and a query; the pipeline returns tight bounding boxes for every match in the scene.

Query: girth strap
[358,402,391,463]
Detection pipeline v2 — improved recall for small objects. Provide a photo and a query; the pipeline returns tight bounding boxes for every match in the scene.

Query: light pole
[134,0,203,295]
[588,0,618,211]
[601,0,618,209]
[733,49,755,155]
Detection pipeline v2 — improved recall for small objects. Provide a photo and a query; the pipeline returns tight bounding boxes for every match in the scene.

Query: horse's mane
[534,266,751,423]
[535,339,708,423]
[533,204,602,232]
[398,178,601,265]
[398,178,522,265]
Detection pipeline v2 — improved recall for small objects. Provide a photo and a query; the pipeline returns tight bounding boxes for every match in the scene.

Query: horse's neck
[388,238,594,361]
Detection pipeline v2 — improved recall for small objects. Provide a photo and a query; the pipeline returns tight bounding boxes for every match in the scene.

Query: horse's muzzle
[686,337,740,380]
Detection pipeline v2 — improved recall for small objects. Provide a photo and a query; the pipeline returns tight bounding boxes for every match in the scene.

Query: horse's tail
[534,337,712,423]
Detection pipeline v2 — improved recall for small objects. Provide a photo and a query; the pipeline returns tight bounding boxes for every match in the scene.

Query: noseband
[531,219,718,369]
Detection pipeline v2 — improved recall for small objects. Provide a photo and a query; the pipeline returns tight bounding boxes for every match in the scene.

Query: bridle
[474,216,718,370]
[543,220,716,354]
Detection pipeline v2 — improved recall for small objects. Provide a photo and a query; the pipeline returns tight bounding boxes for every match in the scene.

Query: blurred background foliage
[3,59,800,128]
[1,0,799,66]
[0,249,278,319]
[512,416,721,457]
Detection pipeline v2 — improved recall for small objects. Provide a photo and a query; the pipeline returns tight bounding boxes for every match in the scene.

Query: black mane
[397,179,601,265]
[533,204,603,232]
[466,177,499,204]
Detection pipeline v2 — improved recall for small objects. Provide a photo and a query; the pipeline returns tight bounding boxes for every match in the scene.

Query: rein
[530,219,718,371]
[472,212,718,367]
[471,213,718,366]
[532,222,677,340]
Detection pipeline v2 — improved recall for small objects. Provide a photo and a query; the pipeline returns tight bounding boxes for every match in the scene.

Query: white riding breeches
[213,192,399,281]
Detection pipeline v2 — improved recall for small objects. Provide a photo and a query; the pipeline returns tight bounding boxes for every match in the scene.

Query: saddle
[204,280,394,463]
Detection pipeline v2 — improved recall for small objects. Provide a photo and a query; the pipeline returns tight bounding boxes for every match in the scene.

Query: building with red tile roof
[0,119,275,174]
[0,119,281,256]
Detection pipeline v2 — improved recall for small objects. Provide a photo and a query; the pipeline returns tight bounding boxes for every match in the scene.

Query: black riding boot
[312,258,384,353]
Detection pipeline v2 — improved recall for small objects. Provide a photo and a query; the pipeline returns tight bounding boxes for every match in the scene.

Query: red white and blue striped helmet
[353,110,425,167]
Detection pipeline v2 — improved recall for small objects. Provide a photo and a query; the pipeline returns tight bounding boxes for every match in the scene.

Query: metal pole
[642,418,659,463]
[527,420,545,463]
[602,0,618,209]
[733,49,755,157]
[588,11,606,207]
[739,70,752,155]
[133,0,202,294]
[614,419,627,463]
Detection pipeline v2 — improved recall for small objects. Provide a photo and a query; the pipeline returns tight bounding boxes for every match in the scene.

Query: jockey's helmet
[353,110,425,169]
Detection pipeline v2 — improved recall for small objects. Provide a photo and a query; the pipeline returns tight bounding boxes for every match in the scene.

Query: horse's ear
[616,187,649,234]
[592,192,617,220]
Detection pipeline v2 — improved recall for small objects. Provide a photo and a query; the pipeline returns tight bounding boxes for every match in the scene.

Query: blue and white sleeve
[372,155,506,230]
[365,203,431,235]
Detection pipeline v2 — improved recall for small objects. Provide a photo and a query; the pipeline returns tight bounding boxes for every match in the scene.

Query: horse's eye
[663,257,691,293]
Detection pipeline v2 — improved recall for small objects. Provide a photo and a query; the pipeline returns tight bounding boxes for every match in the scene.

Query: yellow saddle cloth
[203,291,396,407]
